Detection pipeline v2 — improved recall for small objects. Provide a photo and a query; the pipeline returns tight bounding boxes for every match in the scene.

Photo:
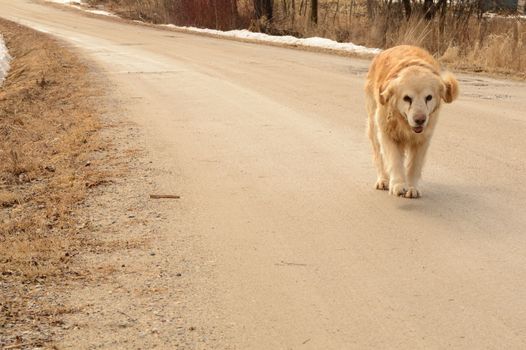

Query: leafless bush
[266,0,525,75]
[87,0,525,76]
[88,0,248,29]
[169,0,245,30]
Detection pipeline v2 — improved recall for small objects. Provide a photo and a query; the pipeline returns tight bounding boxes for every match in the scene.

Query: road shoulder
[0,18,228,349]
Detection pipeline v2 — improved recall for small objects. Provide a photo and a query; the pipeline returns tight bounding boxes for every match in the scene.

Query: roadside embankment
[0,18,106,348]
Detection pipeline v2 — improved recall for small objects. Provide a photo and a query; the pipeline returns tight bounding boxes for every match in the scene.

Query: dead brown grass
[0,19,107,348]
[87,0,525,78]
[439,17,525,76]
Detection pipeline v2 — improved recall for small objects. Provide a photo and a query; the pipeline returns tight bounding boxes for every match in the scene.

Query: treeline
[88,1,524,32]
[162,0,523,30]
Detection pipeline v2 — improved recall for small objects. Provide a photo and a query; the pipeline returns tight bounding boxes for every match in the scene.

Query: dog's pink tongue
[413,126,424,133]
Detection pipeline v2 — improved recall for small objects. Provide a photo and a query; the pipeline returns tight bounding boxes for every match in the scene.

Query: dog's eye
[426,95,433,102]
[403,96,412,104]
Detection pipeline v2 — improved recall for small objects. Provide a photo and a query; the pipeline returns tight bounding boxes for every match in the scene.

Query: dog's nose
[414,114,426,125]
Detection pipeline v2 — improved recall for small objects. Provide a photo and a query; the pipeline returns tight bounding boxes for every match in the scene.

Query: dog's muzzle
[412,114,426,133]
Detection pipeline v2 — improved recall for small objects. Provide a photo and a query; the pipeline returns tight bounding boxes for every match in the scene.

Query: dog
[365,45,459,198]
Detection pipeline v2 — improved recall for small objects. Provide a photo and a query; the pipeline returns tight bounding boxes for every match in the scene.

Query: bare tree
[402,0,412,19]
[282,0,288,16]
[231,0,239,28]
[366,0,375,19]
[423,0,435,19]
[311,0,318,23]
[254,0,273,20]
[291,0,296,29]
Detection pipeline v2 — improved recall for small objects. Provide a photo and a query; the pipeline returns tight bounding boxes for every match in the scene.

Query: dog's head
[379,65,459,134]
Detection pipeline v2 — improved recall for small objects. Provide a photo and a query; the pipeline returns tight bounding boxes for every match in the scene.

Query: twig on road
[149,194,180,199]
[275,260,307,267]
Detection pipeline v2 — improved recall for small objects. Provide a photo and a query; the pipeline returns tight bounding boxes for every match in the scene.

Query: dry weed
[88,0,525,77]
[0,19,107,347]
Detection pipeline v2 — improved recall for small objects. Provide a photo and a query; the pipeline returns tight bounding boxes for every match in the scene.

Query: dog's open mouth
[412,126,424,133]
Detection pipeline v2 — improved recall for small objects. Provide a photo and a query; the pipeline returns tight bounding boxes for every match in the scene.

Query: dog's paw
[389,182,406,197]
[404,187,421,199]
[375,178,389,191]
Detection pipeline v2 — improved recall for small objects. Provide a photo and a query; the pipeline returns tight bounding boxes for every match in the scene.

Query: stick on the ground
[149,194,180,199]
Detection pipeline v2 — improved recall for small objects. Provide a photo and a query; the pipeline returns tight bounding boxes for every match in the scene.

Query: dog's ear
[441,72,459,103]
[379,80,394,105]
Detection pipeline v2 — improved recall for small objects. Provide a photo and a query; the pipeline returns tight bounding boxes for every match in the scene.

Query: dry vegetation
[87,0,525,77]
[0,19,108,348]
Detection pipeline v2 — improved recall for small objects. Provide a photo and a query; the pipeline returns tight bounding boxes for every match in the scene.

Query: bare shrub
[85,0,525,76]
[267,0,525,76]
[170,0,244,30]
[88,0,247,29]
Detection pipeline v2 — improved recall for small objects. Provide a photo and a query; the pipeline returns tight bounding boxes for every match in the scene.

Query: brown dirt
[0,19,108,348]
[0,14,223,349]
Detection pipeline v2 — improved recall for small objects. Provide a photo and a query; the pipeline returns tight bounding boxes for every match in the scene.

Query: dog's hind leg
[404,142,430,198]
[367,103,389,190]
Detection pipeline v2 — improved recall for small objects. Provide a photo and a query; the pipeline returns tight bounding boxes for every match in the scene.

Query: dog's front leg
[405,142,430,198]
[378,133,406,196]
[367,117,389,190]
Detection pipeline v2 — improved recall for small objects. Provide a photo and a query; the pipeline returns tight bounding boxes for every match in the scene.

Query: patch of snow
[484,12,526,19]
[162,25,381,55]
[44,0,380,55]
[84,9,118,17]
[46,0,117,17]
[0,34,10,85]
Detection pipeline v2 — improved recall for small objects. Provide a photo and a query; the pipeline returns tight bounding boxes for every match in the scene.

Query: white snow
[44,0,381,55]
[0,34,10,85]
[162,25,381,55]
[46,0,119,17]
[484,12,526,19]
[68,4,117,17]
[84,9,118,17]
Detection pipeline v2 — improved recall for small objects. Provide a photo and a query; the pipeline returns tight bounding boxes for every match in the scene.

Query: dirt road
[2,1,526,348]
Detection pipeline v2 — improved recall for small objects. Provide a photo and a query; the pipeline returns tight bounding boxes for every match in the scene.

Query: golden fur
[365,45,459,198]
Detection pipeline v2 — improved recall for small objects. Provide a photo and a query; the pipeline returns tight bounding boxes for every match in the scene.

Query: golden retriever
[365,45,459,198]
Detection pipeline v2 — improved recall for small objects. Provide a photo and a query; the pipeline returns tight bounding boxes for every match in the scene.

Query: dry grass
[0,19,108,348]
[439,17,525,76]
[87,0,525,77]
[253,0,526,77]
